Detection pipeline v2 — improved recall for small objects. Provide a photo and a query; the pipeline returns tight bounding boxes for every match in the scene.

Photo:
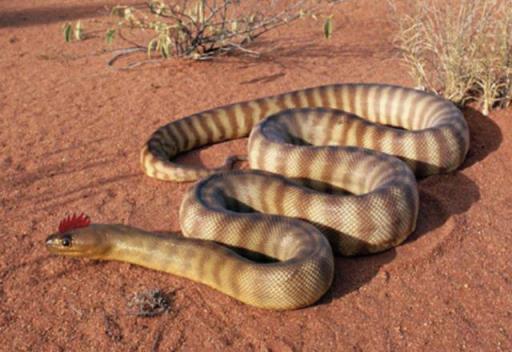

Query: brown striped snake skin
[46,83,469,310]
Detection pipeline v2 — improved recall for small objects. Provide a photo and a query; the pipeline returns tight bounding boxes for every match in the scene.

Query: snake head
[46,213,110,258]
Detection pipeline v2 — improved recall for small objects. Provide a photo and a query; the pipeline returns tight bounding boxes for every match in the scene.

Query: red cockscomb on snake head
[58,213,91,233]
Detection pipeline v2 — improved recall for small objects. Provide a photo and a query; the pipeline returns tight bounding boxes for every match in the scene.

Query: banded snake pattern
[47,83,469,310]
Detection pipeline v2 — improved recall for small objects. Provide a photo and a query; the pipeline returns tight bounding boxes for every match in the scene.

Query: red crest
[58,213,91,233]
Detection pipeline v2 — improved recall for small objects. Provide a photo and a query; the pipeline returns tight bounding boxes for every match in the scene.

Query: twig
[107,47,160,71]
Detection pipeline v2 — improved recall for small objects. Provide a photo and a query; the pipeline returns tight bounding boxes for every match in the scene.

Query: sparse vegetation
[390,0,512,115]
[103,0,339,61]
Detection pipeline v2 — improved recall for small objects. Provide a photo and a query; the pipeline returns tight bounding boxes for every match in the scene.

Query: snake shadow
[458,106,503,170]
[320,106,502,304]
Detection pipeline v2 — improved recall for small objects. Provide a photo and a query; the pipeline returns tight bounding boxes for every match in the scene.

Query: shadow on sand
[0,2,145,28]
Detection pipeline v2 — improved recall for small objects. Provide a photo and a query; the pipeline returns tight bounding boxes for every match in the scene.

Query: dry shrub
[390,0,512,115]
[106,0,340,61]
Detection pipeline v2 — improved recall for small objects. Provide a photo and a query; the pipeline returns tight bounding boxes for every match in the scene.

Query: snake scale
[46,83,469,310]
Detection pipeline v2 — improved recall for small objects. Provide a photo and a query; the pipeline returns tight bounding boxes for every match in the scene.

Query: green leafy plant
[105,0,340,61]
[390,0,512,115]
[63,21,85,42]
[75,20,84,40]
[63,23,73,42]
[105,28,116,44]
[323,16,333,39]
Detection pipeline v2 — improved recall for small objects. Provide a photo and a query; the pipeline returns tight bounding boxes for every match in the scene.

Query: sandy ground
[0,0,511,351]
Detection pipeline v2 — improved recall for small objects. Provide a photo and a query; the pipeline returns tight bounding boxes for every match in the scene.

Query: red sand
[0,0,511,350]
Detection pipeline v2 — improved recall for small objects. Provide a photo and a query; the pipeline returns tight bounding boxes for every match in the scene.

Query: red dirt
[1,0,511,351]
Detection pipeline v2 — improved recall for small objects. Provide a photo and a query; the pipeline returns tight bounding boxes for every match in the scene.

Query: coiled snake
[46,83,469,310]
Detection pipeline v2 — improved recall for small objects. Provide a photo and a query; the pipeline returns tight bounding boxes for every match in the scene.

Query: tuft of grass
[390,0,512,115]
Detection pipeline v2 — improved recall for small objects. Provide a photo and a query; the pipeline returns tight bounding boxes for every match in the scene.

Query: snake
[45,83,469,310]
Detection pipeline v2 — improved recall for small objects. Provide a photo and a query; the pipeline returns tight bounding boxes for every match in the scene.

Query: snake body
[47,83,469,310]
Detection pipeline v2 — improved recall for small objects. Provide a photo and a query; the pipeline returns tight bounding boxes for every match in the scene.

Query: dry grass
[390,0,512,115]
[127,289,173,317]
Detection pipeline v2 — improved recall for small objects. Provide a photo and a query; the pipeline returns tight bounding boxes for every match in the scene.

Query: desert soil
[0,0,511,351]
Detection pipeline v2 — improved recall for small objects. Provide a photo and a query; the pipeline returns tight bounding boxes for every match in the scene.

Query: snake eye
[61,235,72,247]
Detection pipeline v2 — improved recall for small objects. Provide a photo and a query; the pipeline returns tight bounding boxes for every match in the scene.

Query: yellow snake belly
[136,83,469,309]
